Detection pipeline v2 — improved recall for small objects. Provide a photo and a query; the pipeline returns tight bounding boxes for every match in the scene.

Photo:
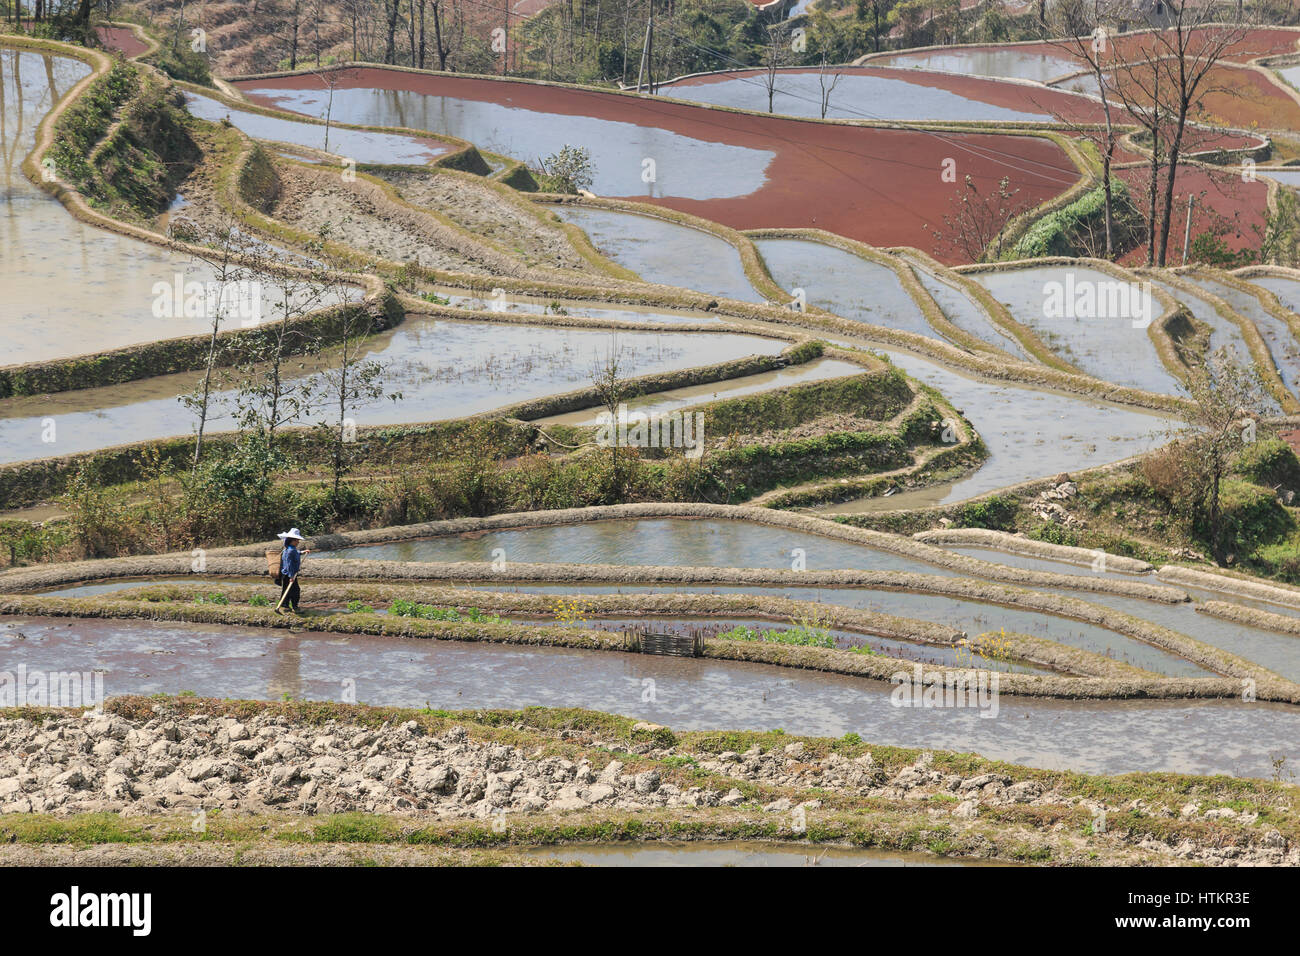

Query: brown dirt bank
[231,68,1080,264]
[94,25,151,59]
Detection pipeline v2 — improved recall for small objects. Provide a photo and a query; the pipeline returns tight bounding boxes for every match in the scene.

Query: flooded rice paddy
[312,513,1300,681]
[662,69,1054,123]
[8,44,1300,799]
[312,516,962,571]
[537,358,863,427]
[312,517,1241,676]
[971,266,1183,395]
[3,613,1292,777]
[553,206,766,302]
[233,79,775,201]
[0,319,783,462]
[183,91,449,164]
[1149,278,1253,367]
[549,206,1174,504]
[755,238,942,339]
[905,260,1031,359]
[0,49,353,365]
[870,48,1083,84]
[1184,275,1300,398]
[818,345,1171,508]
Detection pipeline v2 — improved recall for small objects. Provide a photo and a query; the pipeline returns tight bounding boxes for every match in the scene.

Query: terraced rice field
[4,17,1300,881]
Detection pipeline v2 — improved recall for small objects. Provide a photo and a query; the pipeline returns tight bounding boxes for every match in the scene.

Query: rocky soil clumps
[1,707,1294,866]
[0,711,722,820]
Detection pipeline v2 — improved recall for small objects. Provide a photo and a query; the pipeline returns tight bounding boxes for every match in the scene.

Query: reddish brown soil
[878,28,1300,73]
[95,25,149,58]
[235,68,1079,263]
[1189,63,1300,132]
[1115,162,1269,264]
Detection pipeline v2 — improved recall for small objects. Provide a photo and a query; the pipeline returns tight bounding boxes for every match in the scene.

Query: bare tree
[1102,2,1260,266]
[761,24,792,114]
[592,343,636,503]
[170,213,261,471]
[817,54,841,120]
[927,175,1031,262]
[1040,0,1124,258]
[430,0,452,70]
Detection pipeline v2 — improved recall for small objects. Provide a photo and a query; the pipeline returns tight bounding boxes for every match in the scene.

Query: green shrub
[1214,481,1293,556]
[1010,179,1143,260]
[389,599,505,624]
[149,44,213,86]
[1235,437,1300,494]
[956,495,1019,530]
[717,622,835,648]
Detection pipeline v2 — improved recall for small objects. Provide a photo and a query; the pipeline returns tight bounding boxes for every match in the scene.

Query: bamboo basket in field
[265,550,281,578]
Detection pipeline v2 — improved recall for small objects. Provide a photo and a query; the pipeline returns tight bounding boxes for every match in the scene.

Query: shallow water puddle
[0,614,1285,776]
[524,840,1000,867]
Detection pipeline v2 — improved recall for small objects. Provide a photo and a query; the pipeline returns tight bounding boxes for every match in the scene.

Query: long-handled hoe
[274,576,297,614]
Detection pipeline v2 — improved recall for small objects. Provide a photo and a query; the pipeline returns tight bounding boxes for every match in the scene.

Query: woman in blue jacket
[275,528,311,613]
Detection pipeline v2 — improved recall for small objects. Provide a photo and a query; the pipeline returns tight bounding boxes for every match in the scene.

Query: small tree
[172,212,261,472]
[761,24,792,114]
[218,237,338,471]
[310,299,398,512]
[592,343,636,503]
[817,55,842,120]
[1040,0,1124,259]
[927,175,1030,262]
[1175,346,1270,564]
[533,144,595,194]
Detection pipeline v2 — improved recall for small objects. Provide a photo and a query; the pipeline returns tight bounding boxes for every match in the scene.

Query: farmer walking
[274,528,311,613]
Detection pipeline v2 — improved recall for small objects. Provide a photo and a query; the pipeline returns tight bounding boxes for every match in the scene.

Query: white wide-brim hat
[276,528,305,542]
